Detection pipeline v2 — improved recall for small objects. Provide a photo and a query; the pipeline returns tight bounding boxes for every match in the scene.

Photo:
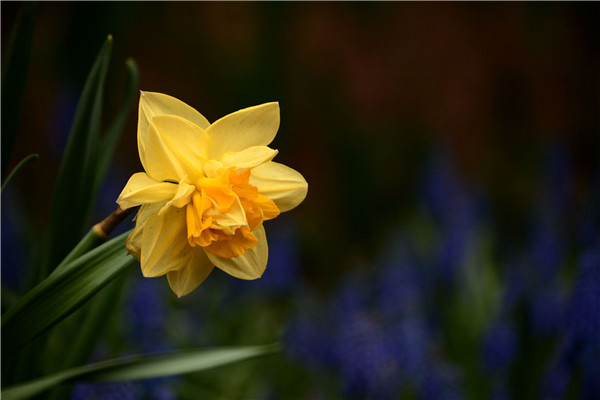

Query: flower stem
[93,206,134,238]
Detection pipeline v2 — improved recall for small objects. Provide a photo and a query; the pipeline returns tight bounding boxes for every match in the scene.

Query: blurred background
[2,2,599,399]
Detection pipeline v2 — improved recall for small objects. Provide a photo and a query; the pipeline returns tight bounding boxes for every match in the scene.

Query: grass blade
[2,231,136,355]
[45,271,131,400]
[1,154,39,192]
[1,344,280,400]
[1,285,20,313]
[50,228,108,278]
[40,35,113,281]
[93,58,139,197]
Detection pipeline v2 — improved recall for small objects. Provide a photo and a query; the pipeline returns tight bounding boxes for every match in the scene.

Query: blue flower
[561,246,600,400]
[501,261,527,313]
[284,296,338,369]
[436,222,470,284]
[540,362,571,400]
[418,362,465,400]
[126,278,171,353]
[530,223,565,280]
[566,247,600,346]
[1,194,27,290]
[529,287,566,338]
[580,343,600,400]
[419,150,465,223]
[374,240,424,321]
[328,270,371,327]
[387,318,431,381]
[71,381,141,400]
[481,322,518,372]
[334,311,398,400]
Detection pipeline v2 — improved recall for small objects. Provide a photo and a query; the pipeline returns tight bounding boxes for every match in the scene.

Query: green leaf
[93,58,140,198]
[1,344,280,400]
[46,272,131,400]
[1,2,37,177]
[1,284,20,314]
[2,231,136,355]
[4,225,111,386]
[51,227,108,277]
[1,153,39,192]
[39,35,113,282]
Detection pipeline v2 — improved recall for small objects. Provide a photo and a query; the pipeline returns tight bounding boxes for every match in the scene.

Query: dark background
[3,2,598,252]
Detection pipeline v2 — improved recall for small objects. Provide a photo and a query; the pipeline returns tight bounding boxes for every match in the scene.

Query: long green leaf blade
[46,272,130,400]
[51,227,108,277]
[1,2,37,177]
[1,153,39,192]
[1,344,280,400]
[40,35,113,281]
[2,231,136,355]
[93,58,140,197]
[3,225,109,386]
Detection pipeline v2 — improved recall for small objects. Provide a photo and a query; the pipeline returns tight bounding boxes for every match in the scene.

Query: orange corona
[185,168,279,258]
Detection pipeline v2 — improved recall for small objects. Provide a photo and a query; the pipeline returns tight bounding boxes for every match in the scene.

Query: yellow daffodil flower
[117,92,308,297]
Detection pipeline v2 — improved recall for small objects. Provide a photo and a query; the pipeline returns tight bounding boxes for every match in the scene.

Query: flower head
[117,92,307,297]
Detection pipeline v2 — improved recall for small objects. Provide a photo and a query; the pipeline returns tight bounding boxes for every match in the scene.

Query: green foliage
[2,344,279,400]
[1,154,39,192]
[1,231,136,355]
[92,57,139,204]
[38,34,112,281]
[39,36,139,283]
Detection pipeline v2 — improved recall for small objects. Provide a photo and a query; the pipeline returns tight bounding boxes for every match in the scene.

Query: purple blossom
[419,150,466,223]
[481,322,519,372]
[70,382,141,400]
[126,278,171,353]
[530,225,565,280]
[0,193,27,290]
[580,343,600,400]
[334,311,398,400]
[418,362,465,400]
[374,245,424,321]
[387,318,431,380]
[328,270,371,326]
[529,287,567,338]
[566,248,600,346]
[284,297,338,369]
[540,362,571,400]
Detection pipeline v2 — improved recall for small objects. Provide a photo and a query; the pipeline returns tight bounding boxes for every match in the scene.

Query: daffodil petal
[206,195,247,229]
[166,249,214,297]
[249,161,308,212]
[125,202,164,260]
[157,179,196,215]
[220,146,279,171]
[138,92,210,169]
[140,206,190,277]
[117,173,178,210]
[206,224,268,280]
[145,115,209,182]
[207,102,280,159]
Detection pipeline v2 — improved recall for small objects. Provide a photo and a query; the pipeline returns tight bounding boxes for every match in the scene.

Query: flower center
[185,168,279,258]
